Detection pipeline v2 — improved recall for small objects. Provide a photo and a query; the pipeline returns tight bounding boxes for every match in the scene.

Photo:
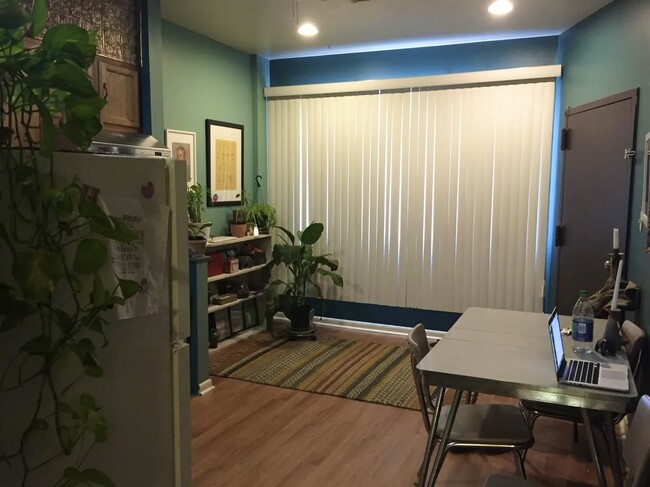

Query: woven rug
[209,332,419,410]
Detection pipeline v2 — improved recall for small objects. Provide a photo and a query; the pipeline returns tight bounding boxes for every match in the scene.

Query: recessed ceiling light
[297,22,319,37]
[488,0,513,16]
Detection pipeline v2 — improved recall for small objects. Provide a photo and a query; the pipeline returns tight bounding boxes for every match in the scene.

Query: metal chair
[519,320,646,453]
[484,395,650,487]
[408,324,534,484]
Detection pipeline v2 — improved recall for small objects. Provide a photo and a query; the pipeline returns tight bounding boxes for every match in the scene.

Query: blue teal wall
[558,0,650,332]
[161,21,268,235]
[270,36,559,86]
[141,0,164,140]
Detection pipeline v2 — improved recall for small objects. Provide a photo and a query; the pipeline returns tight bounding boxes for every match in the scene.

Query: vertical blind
[267,81,555,313]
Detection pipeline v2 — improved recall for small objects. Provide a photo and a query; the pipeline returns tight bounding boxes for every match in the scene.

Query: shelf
[205,234,271,250]
[207,292,265,313]
[207,263,267,283]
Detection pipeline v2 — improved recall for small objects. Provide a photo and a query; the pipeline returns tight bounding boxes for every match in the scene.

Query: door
[555,89,638,315]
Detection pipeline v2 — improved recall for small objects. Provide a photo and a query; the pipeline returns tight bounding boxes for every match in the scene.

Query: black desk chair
[484,395,650,487]
[408,324,534,484]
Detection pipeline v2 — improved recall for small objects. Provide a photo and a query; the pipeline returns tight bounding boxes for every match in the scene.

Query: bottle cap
[579,290,588,297]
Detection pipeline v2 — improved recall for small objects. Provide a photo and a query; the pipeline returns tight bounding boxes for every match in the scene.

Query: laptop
[547,309,629,392]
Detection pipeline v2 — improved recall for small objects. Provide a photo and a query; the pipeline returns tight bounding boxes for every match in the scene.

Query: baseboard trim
[198,379,215,396]
[277,314,446,340]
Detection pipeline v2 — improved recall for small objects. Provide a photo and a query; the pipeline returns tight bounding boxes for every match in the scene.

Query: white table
[417,307,637,487]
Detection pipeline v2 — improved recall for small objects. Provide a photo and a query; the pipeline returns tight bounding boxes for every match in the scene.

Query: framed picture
[205,119,244,206]
[165,129,197,184]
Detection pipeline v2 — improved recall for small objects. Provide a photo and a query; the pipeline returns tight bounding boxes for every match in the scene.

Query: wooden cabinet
[96,57,140,133]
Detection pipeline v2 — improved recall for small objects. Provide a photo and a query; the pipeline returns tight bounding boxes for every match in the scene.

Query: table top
[417,307,637,412]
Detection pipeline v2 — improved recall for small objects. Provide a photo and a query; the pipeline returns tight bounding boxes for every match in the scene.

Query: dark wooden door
[555,89,638,315]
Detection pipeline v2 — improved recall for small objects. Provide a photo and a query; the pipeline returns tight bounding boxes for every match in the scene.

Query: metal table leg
[603,412,624,487]
[426,389,463,487]
[417,387,445,487]
[581,408,607,487]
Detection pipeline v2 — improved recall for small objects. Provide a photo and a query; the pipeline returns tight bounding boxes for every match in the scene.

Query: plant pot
[230,223,247,238]
[290,305,314,331]
[188,238,207,256]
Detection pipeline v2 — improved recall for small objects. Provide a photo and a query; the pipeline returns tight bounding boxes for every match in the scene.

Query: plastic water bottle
[572,290,594,353]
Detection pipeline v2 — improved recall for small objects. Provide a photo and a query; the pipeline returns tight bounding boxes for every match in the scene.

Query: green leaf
[299,222,324,245]
[12,248,63,301]
[88,318,108,347]
[92,273,105,307]
[275,226,295,245]
[84,363,103,378]
[316,269,344,287]
[28,0,47,37]
[37,102,54,157]
[90,216,137,242]
[64,94,106,120]
[78,468,115,487]
[62,114,102,150]
[79,393,97,410]
[0,0,29,29]
[41,24,97,68]
[53,309,74,333]
[118,279,140,299]
[20,336,51,355]
[72,238,107,274]
[78,198,111,227]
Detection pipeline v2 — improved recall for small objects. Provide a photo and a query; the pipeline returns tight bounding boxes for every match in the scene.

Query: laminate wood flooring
[191,327,614,486]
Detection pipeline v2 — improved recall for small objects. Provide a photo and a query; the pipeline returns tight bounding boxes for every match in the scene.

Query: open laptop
[548,309,629,392]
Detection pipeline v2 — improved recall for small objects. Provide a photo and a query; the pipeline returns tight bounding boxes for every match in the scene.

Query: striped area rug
[209,332,419,410]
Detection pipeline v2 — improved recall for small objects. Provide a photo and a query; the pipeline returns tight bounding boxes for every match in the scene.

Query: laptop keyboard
[567,360,600,385]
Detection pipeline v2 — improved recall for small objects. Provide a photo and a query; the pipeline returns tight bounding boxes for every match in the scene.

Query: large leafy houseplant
[264,222,342,337]
[0,1,139,485]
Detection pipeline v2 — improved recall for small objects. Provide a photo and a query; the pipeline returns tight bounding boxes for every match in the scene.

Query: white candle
[611,260,623,311]
[613,228,619,250]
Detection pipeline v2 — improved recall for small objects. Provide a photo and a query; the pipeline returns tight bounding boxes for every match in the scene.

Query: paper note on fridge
[101,195,170,320]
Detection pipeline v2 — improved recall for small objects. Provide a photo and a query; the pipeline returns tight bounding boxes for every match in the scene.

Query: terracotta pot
[230,223,247,238]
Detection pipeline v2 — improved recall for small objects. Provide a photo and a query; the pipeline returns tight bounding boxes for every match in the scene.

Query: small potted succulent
[187,183,211,255]
[230,189,252,238]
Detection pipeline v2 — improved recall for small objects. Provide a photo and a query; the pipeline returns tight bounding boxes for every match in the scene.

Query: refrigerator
[0,141,192,486]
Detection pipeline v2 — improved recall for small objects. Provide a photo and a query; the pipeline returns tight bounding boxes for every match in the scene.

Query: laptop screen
[548,309,564,373]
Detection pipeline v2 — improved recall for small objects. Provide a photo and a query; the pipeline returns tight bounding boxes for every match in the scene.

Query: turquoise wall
[270,36,559,86]
[558,0,650,343]
[161,21,268,235]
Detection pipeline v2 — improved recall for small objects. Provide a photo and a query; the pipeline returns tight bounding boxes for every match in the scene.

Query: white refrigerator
[0,151,192,486]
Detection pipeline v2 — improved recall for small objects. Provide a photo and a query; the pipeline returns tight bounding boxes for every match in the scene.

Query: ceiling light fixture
[298,22,319,37]
[488,0,513,16]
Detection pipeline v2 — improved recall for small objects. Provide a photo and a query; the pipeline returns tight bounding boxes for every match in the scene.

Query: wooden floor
[191,328,615,486]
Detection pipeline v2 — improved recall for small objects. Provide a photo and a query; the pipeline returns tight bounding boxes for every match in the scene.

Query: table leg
[426,389,463,487]
[581,408,607,487]
[602,412,624,487]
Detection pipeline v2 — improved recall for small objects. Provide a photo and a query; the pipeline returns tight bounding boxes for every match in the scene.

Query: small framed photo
[205,119,244,206]
[165,129,197,184]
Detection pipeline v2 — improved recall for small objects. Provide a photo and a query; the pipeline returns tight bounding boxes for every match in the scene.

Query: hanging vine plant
[1,1,138,485]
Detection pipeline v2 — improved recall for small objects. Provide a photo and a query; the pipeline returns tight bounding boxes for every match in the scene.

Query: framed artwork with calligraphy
[205,119,244,206]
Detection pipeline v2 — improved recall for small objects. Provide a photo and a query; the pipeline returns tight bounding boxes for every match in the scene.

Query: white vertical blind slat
[267,81,555,314]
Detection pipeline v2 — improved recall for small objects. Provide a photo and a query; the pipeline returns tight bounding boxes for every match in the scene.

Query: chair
[519,320,646,449]
[484,395,650,487]
[408,324,534,483]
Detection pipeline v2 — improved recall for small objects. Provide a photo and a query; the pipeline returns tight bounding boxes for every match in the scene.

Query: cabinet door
[98,58,140,132]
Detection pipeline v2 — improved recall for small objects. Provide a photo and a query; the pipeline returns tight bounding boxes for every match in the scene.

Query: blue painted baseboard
[307,298,460,332]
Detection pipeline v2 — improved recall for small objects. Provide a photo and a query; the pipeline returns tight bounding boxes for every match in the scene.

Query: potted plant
[187,183,211,255]
[230,189,252,238]
[0,1,139,484]
[246,175,277,234]
[264,222,343,339]
[246,202,277,234]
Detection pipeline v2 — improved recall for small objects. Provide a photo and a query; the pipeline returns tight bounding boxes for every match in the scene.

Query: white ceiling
[161,0,612,59]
